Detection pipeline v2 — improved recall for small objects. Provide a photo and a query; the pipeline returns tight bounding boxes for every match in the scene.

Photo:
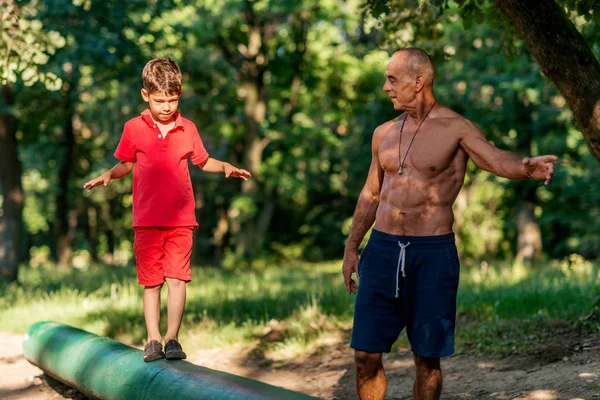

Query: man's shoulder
[367,114,408,146]
[434,107,475,132]
[435,106,467,122]
[374,115,404,135]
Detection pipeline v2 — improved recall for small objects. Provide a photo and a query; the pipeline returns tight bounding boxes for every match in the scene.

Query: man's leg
[413,354,442,400]
[355,350,386,400]
[164,277,186,342]
[143,284,163,342]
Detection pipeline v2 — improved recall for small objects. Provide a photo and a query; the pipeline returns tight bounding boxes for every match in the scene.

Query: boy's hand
[83,171,112,191]
[224,163,252,181]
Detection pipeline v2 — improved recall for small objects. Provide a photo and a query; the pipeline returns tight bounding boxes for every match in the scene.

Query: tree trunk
[240,79,265,195]
[254,190,276,246]
[192,172,205,266]
[285,10,309,123]
[54,84,76,269]
[215,4,310,259]
[213,207,229,263]
[87,205,98,264]
[236,78,267,258]
[235,8,311,258]
[0,83,23,282]
[516,201,541,264]
[100,199,114,265]
[234,11,269,258]
[496,0,600,162]
[513,97,542,264]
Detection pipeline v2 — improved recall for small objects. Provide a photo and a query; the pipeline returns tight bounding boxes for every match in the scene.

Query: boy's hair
[142,57,182,94]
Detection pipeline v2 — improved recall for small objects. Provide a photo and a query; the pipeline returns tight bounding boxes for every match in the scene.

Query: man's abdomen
[374,202,454,236]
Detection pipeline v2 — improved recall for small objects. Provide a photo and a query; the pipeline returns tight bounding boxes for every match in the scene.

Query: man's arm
[199,157,251,181]
[83,161,133,191]
[459,120,557,185]
[342,127,385,294]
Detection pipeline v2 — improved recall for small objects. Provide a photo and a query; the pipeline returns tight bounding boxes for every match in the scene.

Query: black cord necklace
[398,100,436,175]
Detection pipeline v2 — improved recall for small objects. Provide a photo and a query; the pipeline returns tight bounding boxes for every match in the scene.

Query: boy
[84,57,251,362]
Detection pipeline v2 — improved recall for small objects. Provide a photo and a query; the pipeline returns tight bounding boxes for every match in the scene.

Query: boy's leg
[162,227,192,359]
[134,227,168,342]
[142,283,165,361]
[144,283,164,342]
[164,277,186,341]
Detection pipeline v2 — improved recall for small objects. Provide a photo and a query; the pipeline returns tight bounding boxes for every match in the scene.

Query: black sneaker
[165,339,187,360]
[143,340,165,362]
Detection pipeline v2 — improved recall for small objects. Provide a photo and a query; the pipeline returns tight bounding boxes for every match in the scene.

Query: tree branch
[495,0,600,162]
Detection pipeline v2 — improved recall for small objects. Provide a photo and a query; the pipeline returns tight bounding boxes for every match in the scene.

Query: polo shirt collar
[140,109,184,131]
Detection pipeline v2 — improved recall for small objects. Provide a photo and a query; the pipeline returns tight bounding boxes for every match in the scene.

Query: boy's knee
[165,277,186,287]
[355,350,382,377]
[144,283,163,290]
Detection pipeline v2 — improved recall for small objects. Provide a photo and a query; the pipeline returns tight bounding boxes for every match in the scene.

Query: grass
[454,254,600,355]
[0,260,353,360]
[0,255,598,361]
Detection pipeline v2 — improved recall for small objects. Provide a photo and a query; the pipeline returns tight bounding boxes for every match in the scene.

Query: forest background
[0,0,599,369]
[2,0,599,274]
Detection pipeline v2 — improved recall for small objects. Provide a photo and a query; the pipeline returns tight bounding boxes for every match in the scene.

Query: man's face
[141,89,180,123]
[382,56,414,111]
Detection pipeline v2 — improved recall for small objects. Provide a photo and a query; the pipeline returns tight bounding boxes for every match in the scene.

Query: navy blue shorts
[351,229,460,358]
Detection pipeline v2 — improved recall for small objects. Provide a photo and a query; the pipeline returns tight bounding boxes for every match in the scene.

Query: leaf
[462,3,475,30]
[364,0,389,17]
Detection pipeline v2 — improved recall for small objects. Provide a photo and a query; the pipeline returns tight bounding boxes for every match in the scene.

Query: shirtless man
[342,48,557,400]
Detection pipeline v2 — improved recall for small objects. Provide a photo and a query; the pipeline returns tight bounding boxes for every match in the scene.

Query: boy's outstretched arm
[83,161,134,191]
[199,158,251,181]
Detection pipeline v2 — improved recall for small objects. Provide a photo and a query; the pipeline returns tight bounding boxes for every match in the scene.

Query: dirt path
[0,332,85,400]
[1,330,599,399]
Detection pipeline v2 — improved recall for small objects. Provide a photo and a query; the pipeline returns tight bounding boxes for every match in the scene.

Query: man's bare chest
[378,128,461,177]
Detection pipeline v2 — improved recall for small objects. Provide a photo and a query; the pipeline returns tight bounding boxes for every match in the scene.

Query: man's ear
[415,75,425,93]
[141,88,150,102]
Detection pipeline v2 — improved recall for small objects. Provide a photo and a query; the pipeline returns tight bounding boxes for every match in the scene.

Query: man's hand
[342,249,360,294]
[83,171,112,191]
[523,155,558,185]
[224,163,252,181]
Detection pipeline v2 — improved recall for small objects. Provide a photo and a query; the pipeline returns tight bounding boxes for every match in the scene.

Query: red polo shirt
[114,109,209,227]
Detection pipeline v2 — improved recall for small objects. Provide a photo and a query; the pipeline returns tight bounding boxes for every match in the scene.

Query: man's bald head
[391,48,435,88]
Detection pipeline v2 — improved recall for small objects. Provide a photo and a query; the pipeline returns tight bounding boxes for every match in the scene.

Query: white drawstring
[395,241,410,298]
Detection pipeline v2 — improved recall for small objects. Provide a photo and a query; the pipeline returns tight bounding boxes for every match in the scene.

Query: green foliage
[6,0,600,268]
[363,0,499,39]
[556,0,600,23]
[0,0,65,87]
[363,0,600,57]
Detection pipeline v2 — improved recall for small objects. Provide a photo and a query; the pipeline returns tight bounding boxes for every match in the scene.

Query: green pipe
[23,321,317,400]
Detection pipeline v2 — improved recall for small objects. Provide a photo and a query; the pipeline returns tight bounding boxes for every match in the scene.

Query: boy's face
[141,89,180,124]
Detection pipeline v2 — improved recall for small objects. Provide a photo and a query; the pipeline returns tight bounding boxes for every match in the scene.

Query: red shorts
[133,227,194,286]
